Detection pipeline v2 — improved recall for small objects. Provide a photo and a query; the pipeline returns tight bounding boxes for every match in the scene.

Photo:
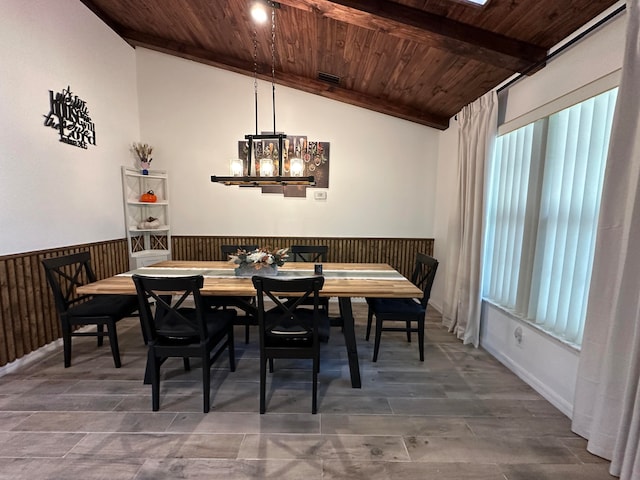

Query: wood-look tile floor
[0,303,614,479]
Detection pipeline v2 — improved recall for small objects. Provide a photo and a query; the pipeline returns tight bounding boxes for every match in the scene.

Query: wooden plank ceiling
[80,0,619,130]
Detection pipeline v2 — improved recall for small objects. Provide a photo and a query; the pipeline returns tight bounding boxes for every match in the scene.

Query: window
[483,88,618,347]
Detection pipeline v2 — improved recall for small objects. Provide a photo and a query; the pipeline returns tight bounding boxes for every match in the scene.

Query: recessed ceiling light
[250,2,268,23]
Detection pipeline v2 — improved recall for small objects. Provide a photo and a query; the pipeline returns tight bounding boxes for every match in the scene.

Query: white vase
[235,264,278,277]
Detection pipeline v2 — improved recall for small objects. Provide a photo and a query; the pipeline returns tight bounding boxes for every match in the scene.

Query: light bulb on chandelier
[259,158,274,176]
[290,157,304,177]
[230,158,243,176]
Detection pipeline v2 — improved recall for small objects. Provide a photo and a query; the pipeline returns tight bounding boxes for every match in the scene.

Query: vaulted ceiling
[80,0,620,130]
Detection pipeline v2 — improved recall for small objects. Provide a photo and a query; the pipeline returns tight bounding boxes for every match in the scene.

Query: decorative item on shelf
[140,190,157,203]
[229,247,289,277]
[137,217,161,230]
[132,142,153,175]
[210,2,315,189]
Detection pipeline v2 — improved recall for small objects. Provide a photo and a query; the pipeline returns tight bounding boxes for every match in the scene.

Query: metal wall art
[43,86,96,149]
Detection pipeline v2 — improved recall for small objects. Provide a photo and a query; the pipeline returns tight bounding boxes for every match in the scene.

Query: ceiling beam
[121,29,450,130]
[277,0,547,73]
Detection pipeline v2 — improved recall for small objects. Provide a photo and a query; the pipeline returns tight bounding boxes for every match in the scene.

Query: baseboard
[481,340,573,418]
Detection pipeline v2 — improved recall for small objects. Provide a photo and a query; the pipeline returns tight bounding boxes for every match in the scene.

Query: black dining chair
[290,244,328,264]
[42,252,139,368]
[132,274,236,413]
[289,245,331,321]
[365,253,439,362]
[252,275,328,414]
[204,244,259,344]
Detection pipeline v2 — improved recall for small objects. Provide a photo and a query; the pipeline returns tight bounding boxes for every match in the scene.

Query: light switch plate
[314,191,327,200]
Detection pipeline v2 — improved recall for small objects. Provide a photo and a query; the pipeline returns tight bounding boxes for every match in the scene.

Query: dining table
[77,260,422,388]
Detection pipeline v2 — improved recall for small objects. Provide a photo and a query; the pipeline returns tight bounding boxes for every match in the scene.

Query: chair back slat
[132,275,207,341]
[42,251,97,313]
[410,252,439,307]
[290,245,328,263]
[252,275,325,338]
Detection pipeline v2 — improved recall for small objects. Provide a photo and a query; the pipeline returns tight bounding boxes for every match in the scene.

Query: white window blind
[484,88,617,347]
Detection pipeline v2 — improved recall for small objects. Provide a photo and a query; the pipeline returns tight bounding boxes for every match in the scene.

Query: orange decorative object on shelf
[140,190,157,203]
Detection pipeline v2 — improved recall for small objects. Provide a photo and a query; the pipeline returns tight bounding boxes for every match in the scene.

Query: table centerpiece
[229,247,289,277]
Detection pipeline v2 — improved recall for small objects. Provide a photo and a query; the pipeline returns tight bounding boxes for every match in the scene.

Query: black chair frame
[290,245,328,264]
[365,252,439,362]
[207,244,260,344]
[42,252,138,368]
[252,275,326,414]
[288,245,332,324]
[133,274,236,413]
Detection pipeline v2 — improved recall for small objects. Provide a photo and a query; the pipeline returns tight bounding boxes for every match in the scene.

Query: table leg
[338,297,362,388]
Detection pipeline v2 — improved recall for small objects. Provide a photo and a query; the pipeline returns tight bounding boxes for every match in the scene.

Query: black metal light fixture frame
[211,133,315,186]
[210,1,314,188]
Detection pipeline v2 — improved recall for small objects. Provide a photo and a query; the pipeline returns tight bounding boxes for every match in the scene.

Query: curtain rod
[497,3,627,94]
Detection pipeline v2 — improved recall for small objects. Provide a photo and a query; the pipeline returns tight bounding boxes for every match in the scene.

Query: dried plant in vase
[229,247,289,277]
[132,142,153,174]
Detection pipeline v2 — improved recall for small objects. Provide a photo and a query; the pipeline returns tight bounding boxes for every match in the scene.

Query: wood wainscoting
[0,236,433,368]
[172,236,434,282]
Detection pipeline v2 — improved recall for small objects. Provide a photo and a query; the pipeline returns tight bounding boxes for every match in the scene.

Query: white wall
[0,0,139,256]
[471,6,627,417]
[481,303,580,416]
[135,48,439,238]
[430,120,458,312]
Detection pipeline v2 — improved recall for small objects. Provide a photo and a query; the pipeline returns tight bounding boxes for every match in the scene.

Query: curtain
[572,2,640,478]
[442,91,497,346]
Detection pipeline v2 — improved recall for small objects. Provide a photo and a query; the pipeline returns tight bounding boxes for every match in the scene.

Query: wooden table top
[77,261,422,298]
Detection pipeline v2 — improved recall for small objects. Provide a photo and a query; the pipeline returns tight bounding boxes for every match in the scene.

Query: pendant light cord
[271,6,277,134]
[253,28,259,135]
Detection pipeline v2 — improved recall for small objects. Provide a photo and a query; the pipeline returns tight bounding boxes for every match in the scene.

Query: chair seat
[156,309,235,341]
[203,295,257,344]
[265,308,330,343]
[367,297,425,317]
[69,294,138,319]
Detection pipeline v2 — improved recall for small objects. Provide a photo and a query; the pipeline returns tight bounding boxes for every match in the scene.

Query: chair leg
[183,358,191,371]
[406,320,412,343]
[106,321,121,368]
[149,350,160,412]
[139,317,149,345]
[312,354,319,414]
[418,317,425,362]
[245,323,250,344]
[269,358,274,373]
[260,356,267,414]
[373,315,383,362]
[62,320,72,368]
[202,354,211,413]
[228,326,236,372]
[365,307,373,340]
[97,324,104,347]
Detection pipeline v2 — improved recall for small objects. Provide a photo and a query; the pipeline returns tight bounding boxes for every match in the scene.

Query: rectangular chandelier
[211,133,315,186]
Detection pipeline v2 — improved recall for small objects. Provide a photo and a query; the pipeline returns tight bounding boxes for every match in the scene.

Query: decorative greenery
[132,142,153,164]
[229,247,289,269]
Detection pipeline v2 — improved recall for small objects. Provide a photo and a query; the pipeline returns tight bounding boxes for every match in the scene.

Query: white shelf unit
[121,166,171,269]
